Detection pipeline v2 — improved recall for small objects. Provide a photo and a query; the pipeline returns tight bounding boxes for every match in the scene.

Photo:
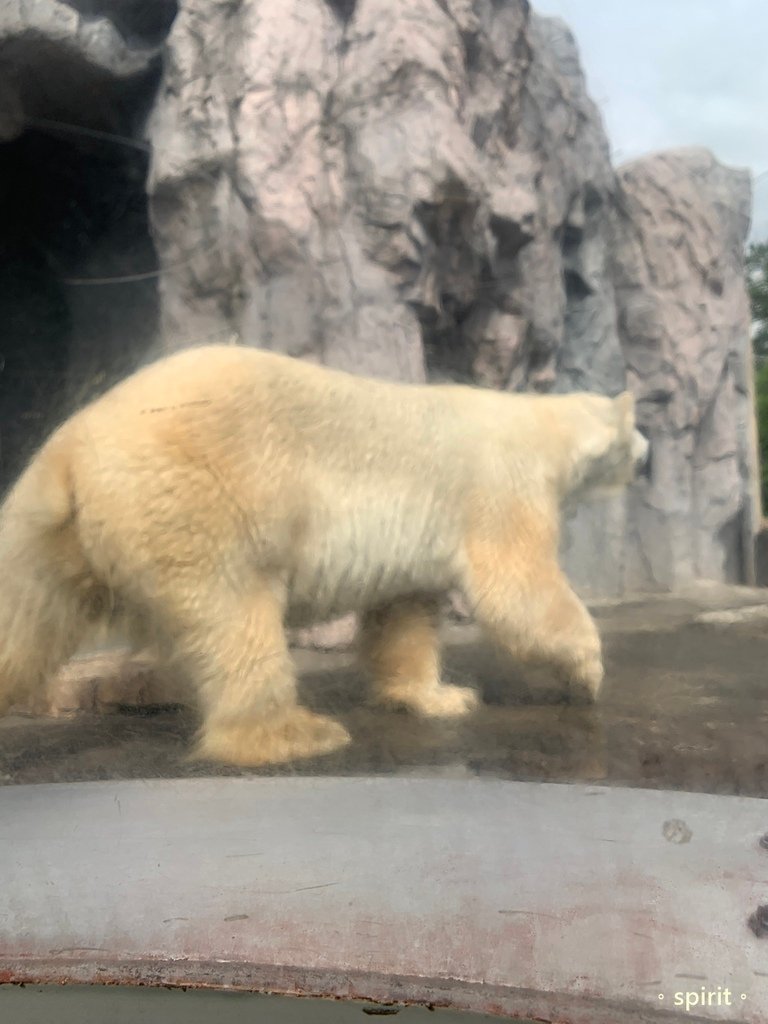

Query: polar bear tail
[0,434,95,713]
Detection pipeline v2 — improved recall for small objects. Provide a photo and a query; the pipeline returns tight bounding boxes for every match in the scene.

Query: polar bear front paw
[565,650,604,704]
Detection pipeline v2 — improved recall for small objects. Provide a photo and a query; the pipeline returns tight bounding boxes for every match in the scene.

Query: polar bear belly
[284,486,459,625]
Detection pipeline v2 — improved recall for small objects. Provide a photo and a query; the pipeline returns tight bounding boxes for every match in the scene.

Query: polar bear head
[559,390,649,501]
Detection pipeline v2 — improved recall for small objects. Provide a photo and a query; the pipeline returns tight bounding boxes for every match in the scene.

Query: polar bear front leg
[463,531,604,703]
[360,596,479,718]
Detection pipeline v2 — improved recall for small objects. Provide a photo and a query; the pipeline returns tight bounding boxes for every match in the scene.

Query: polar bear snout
[632,427,651,479]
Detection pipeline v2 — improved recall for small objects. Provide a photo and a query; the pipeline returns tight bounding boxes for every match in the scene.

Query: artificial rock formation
[613,149,757,590]
[148,2,625,396]
[0,0,757,620]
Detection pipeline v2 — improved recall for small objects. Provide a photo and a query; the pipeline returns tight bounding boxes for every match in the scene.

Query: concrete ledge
[0,777,766,1022]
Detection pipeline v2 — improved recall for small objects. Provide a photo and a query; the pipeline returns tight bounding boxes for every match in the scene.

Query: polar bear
[0,345,648,766]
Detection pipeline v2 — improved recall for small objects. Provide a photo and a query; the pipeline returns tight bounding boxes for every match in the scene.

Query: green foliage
[746,242,768,359]
[756,361,768,511]
[747,243,768,509]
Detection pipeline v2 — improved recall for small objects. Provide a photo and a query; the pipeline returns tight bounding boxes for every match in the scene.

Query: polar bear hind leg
[360,595,479,717]
[132,569,351,767]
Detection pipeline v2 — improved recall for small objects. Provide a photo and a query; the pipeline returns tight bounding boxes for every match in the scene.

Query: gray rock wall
[147,3,627,394]
[614,149,756,590]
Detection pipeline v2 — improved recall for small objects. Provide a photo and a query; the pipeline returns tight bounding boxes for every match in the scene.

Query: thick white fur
[0,345,647,765]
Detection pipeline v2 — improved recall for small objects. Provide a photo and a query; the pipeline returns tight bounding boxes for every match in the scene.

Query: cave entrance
[0,58,162,496]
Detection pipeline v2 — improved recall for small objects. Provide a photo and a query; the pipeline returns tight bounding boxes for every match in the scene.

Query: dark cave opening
[60,0,179,48]
[0,51,162,496]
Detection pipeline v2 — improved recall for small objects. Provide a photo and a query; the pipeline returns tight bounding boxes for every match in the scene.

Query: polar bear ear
[614,390,635,424]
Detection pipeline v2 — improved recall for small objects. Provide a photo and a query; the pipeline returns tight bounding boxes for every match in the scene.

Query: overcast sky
[533,0,768,241]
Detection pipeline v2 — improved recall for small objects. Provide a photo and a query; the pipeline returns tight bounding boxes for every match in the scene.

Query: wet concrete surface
[2,585,768,796]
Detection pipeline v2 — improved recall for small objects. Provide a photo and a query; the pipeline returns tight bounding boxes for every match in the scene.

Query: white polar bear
[0,345,648,765]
